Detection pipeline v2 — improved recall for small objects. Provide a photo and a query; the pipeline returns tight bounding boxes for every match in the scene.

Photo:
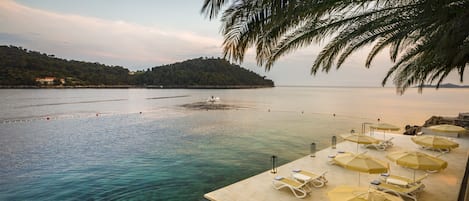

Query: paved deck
[205,132,469,201]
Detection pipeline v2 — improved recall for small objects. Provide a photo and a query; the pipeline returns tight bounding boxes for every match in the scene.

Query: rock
[423,116,456,127]
[455,113,469,128]
[180,102,245,110]
[404,125,421,135]
[403,125,421,135]
[422,113,469,129]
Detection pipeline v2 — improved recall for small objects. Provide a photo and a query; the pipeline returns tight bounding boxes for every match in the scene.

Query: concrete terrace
[205,132,469,201]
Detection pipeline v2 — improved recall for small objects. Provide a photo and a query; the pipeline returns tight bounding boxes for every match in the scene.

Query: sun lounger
[327,154,337,164]
[365,137,394,151]
[370,179,425,201]
[419,146,451,153]
[272,176,309,198]
[292,169,328,188]
[382,137,394,147]
[364,142,387,151]
[380,173,428,185]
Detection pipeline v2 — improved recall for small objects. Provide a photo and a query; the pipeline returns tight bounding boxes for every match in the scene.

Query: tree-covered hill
[0,45,274,88]
[135,57,274,87]
[0,46,130,85]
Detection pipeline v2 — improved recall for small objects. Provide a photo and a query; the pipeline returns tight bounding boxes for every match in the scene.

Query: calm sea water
[0,87,468,200]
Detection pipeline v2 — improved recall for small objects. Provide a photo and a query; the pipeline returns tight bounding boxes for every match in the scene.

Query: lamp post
[310,142,316,157]
[331,136,337,149]
[271,155,278,174]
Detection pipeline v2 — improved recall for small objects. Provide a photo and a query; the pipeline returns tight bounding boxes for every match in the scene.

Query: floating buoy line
[1,111,147,125]
[2,108,374,125]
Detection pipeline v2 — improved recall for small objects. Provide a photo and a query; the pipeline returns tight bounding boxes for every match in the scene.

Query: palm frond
[203,0,469,93]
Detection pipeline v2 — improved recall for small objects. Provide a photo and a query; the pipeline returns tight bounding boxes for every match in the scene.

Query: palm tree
[201,0,469,93]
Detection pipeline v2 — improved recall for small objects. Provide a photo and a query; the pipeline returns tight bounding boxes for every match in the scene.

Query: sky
[0,0,466,87]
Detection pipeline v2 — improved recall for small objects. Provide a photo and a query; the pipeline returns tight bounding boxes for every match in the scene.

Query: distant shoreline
[419,83,469,88]
[0,85,274,89]
[6,83,467,89]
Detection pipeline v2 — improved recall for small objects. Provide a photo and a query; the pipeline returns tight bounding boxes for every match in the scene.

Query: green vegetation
[135,57,274,87]
[0,45,273,88]
[202,0,468,93]
[0,46,130,86]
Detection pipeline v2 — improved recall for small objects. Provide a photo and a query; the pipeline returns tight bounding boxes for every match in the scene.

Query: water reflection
[0,87,468,200]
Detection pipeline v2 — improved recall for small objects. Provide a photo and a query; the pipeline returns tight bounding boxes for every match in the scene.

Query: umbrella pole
[356,135,359,152]
[358,173,361,186]
[413,169,416,182]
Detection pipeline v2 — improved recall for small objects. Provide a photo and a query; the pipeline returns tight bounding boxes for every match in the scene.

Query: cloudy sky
[0,0,466,87]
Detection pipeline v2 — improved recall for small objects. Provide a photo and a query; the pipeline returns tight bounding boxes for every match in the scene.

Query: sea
[0,87,468,200]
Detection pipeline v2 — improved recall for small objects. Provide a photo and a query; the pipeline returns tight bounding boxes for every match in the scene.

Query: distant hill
[420,83,469,88]
[0,46,131,86]
[0,45,274,88]
[135,57,274,88]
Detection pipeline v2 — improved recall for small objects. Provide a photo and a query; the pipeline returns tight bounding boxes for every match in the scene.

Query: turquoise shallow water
[1,87,468,200]
[0,111,357,200]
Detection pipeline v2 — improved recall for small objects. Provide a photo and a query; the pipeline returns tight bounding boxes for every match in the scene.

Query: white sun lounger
[292,169,328,188]
[380,173,428,185]
[371,179,425,201]
[365,137,394,151]
[272,176,309,198]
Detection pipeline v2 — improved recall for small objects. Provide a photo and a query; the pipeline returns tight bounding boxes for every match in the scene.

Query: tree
[202,0,469,93]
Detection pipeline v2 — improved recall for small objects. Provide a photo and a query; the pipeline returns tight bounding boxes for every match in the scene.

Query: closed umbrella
[333,152,389,185]
[327,185,403,201]
[411,135,459,151]
[386,150,447,181]
[369,123,399,141]
[428,124,466,133]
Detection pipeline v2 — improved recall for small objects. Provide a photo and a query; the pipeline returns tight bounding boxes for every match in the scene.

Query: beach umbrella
[327,185,403,201]
[340,134,380,152]
[369,123,399,140]
[428,124,466,133]
[333,152,389,185]
[386,150,447,181]
[411,135,459,151]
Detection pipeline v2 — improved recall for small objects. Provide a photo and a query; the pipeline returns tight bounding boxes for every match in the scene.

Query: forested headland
[0,45,274,88]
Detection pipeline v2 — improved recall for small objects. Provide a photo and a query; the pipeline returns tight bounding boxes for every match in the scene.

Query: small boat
[207,96,220,103]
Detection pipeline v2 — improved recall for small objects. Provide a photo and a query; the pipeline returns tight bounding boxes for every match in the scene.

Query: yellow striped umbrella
[369,123,399,140]
[334,153,389,173]
[386,150,447,181]
[341,134,380,144]
[411,135,459,149]
[328,186,403,201]
[428,124,466,133]
[340,134,380,152]
[369,123,400,131]
[333,152,389,185]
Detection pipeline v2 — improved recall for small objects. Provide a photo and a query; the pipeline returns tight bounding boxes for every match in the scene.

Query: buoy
[46,117,50,120]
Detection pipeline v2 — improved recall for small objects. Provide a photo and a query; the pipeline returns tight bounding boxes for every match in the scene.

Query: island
[0,45,274,88]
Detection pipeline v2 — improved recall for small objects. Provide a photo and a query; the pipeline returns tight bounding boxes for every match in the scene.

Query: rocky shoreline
[404,112,469,135]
